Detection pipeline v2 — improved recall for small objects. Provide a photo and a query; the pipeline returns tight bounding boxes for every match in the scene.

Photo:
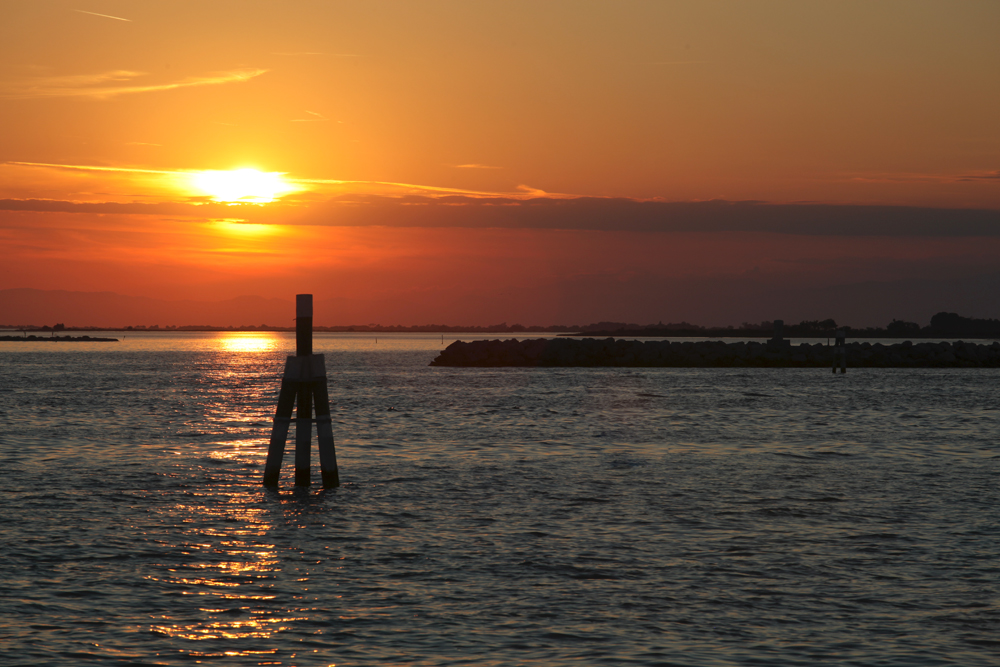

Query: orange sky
[2,1,999,327]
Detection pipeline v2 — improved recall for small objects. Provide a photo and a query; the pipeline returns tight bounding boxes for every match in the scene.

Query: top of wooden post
[296,294,313,318]
[296,294,313,356]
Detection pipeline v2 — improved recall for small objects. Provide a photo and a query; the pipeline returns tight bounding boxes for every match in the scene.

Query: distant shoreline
[0,334,118,342]
[3,312,1000,340]
[3,327,999,340]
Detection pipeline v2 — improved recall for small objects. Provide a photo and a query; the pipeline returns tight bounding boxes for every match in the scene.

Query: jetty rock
[0,334,118,342]
[430,338,1000,368]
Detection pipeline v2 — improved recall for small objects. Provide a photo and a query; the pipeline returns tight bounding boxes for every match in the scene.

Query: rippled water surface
[1,332,998,666]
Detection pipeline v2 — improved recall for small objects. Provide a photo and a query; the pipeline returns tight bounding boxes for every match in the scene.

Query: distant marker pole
[263,294,340,489]
[832,328,847,374]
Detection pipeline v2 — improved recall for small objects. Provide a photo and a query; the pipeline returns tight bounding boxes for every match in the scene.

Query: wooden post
[313,376,340,489]
[833,327,847,374]
[294,295,313,486]
[262,368,297,487]
[263,294,340,489]
[295,374,313,486]
[296,294,312,357]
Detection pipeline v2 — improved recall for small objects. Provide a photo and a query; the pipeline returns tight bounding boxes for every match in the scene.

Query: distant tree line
[4,312,999,337]
[573,312,1000,338]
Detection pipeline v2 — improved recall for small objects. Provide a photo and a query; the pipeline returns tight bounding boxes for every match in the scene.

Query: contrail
[6,161,175,175]
[76,9,131,22]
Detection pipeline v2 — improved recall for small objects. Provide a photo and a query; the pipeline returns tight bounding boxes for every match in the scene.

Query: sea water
[0,332,998,666]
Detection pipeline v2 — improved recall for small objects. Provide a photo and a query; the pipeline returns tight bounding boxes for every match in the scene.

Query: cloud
[0,198,238,218]
[291,110,328,122]
[1,68,267,100]
[452,164,502,170]
[277,196,1000,236]
[5,194,999,238]
[292,177,509,198]
[849,170,1000,184]
[271,52,360,57]
[6,161,174,175]
[5,161,998,236]
[4,160,510,200]
[956,170,1000,182]
[515,185,551,197]
[75,9,130,21]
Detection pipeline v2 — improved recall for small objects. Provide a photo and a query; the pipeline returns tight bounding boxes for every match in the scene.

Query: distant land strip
[3,311,999,338]
[430,339,1000,368]
[0,334,118,342]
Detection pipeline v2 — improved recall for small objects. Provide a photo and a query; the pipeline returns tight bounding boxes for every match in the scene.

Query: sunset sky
[2,1,999,327]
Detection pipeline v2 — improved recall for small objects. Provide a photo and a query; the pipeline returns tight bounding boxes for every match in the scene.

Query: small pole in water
[832,327,847,374]
[263,294,340,489]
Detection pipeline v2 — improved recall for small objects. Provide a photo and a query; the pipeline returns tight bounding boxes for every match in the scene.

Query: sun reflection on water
[215,333,281,353]
[147,489,294,647]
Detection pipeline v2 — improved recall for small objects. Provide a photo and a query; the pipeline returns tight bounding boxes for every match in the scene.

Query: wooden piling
[296,294,313,357]
[263,294,340,489]
[262,370,297,487]
[313,378,340,489]
[832,328,847,374]
[295,376,313,486]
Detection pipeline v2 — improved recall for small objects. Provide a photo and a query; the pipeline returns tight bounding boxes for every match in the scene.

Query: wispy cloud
[275,196,1000,236]
[1,68,267,100]
[6,161,176,175]
[649,60,711,65]
[272,52,360,57]
[75,9,131,22]
[956,170,1000,182]
[452,164,502,170]
[292,177,505,198]
[291,110,328,122]
[4,195,1000,238]
[849,170,1000,184]
[516,184,550,196]
[4,160,511,200]
[4,162,999,237]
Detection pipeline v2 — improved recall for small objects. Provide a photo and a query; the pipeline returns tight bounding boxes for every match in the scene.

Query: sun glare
[193,169,292,203]
[217,333,279,352]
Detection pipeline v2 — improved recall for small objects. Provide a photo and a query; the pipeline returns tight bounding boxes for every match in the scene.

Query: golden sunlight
[192,169,292,203]
[217,333,280,352]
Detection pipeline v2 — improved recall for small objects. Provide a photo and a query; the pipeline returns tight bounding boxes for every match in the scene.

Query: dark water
[1,333,998,665]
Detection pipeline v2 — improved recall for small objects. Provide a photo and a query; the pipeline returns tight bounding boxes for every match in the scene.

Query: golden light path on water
[147,489,296,652]
[215,333,282,353]
[148,333,291,654]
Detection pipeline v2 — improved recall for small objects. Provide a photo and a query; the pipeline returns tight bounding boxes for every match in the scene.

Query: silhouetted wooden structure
[263,294,340,488]
[833,328,847,373]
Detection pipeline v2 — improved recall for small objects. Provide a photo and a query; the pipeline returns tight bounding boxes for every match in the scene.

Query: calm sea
[1,332,998,666]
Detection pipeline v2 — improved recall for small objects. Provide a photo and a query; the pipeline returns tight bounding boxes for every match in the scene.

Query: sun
[192,168,293,203]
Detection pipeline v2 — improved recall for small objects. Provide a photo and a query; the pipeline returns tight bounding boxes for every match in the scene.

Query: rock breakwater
[0,334,118,342]
[430,338,1000,368]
